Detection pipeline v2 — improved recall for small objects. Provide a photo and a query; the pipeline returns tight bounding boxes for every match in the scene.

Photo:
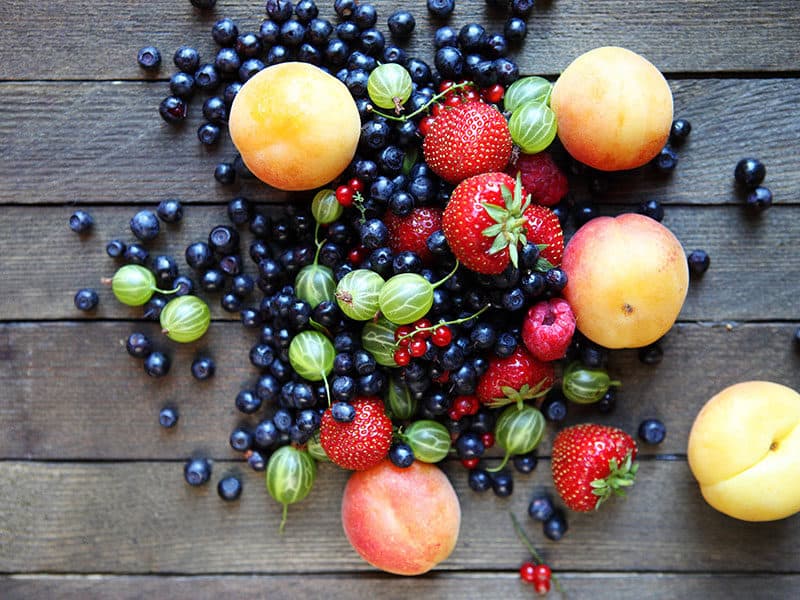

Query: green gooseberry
[288,330,335,382]
[490,404,545,472]
[109,264,164,306]
[335,269,384,321]
[402,420,451,463]
[378,273,434,325]
[295,263,336,309]
[562,361,621,404]
[384,375,417,420]
[311,188,343,224]
[159,295,211,343]
[266,445,317,533]
[361,316,399,367]
[508,100,558,154]
[504,76,553,113]
[307,431,330,463]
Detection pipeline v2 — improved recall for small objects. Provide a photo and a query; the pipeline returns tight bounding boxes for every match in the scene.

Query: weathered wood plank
[2,573,798,600]
[2,1,799,80]
[1,460,799,574]
[0,204,797,322]
[0,79,798,205]
[1,321,797,459]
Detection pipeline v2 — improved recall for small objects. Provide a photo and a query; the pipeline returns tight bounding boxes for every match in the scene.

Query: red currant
[482,83,505,104]
[414,318,432,333]
[431,324,452,346]
[519,561,537,583]
[418,115,434,136]
[461,457,479,470]
[481,432,495,449]
[439,80,455,94]
[409,339,427,358]
[455,395,479,416]
[533,579,551,595]
[463,88,480,102]
[347,178,364,193]
[444,93,461,107]
[347,247,364,264]
[430,102,443,117]
[433,370,450,383]
[336,185,353,207]
[533,564,551,583]
[393,348,411,366]
[394,324,413,342]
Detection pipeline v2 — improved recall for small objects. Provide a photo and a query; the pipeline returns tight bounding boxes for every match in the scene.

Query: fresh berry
[638,418,667,444]
[74,288,99,311]
[513,452,537,474]
[687,249,711,277]
[734,157,766,188]
[383,207,442,264]
[184,457,211,486]
[422,101,512,184]
[320,397,393,470]
[551,424,639,512]
[217,475,243,501]
[746,186,773,211]
[137,46,161,70]
[431,324,452,346]
[669,118,692,144]
[443,172,554,275]
[159,407,178,428]
[524,204,564,267]
[69,210,94,233]
[389,442,415,468]
[519,561,537,583]
[532,564,552,583]
[506,151,568,207]
[528,493,556,522]
[491,470,514,497]
[542,508,568,541]
[521,298,576,362]
[461,457,480,470]
[468,468,492,492]
[476,346,555,408]
[533,578,552,594]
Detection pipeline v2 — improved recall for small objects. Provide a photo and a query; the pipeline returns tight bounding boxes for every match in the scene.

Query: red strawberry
[522,298,576,362]
[320,397,393,471]
[525,204,564,267]
[506,151,569,207]
[551,424,639,512]
[383,207,442,264]
[443,172,561,275]
[422,101,512,184]
[476,346,555,408]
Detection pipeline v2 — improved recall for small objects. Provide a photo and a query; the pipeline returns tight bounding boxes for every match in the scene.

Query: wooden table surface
[1,1,799,598]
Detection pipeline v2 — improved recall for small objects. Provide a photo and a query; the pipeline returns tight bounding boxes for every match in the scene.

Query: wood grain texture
[1,460,799,574]
[0,204,798,322]
[1,321,798,460]
[0,79,798,205]
[2,1,799,80]
[2,573,799,600]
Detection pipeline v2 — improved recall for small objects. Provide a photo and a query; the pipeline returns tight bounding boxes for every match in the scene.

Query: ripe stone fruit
[688,381,800,522]
[561,213,688,349]
[550,46,673,171]
[228,62,360,191]
[341,459,460,575]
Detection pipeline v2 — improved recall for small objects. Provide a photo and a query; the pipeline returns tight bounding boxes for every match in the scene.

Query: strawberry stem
[591,450,639,510]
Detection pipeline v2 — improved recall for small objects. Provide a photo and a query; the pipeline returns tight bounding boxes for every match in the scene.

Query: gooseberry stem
[279,503,288,534]
[368,81,474,122]
[322,372,332,408]
[431,259,460,290]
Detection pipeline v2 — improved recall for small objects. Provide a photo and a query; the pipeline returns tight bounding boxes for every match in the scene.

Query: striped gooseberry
[561,361,621,404]
[378,273,434,325]
[508,100,558,154]
[159,295,211,343]
[335,269,385,321]
[266,445,317,533]
[108,264,174,306]
[401,420,451,463]
[288,330,335,382]
[367,63,413,111]
[361,316,399,367]
[311,188,343,224]
[295,263,336,309]
[503,76,553,113]
[490,404,545,472]
[384,375,418,420]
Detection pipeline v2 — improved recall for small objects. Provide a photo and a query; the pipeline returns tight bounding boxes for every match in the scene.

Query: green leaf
[488,234,510,255]
[535,257,555,271]
[482,223,504,237]
[508,243,519,268]
[402,147,418,175]
[482,202,509,222]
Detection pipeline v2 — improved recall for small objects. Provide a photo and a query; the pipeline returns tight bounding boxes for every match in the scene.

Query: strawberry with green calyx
[443,172,533,275]
[476,346,555,409]
[551,424,639,512]
[383,206,442,264]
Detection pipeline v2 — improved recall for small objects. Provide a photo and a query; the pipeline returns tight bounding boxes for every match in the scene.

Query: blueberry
[389,442,415,468]
[511,0,535,17]
[191,356,216,380]
[543,509,569,541]
[307,18,333,45]
[212,17,239,46]
[143,296,167,321]
[427,0,455,18]
[214,162,236,185]
[74,288,99,311]
[513,452,538,474]
[638,199,664,222]
[137,46,161,70]
[687,249,710,278]
[746,186,773,211]
[247,450,267,471]
[174,46,200,72]
[194,64,220,92]
[106,239,126,258]
[456,432,485,459]
[130,210,160,241]
[654,145,678,172]
[151,255,178,286]
[458,23,486,52]
[281,20,307,47]
[501,288,526,312]
[494,57,519,85]
[545,268,568,293]
[638,418,667,444]
[173,274,196,297]
[331,401,356,423]
[126,332,153,359]
[273,408,293,432]
[69,209,94,234]
[259,19,281,44]
[190,0,217,9]
[491,470,514,497]
[359,218,389,250]
[229,427,253,452]
[235,390,262,414]
[734,158,766,188]
[528,493,555,522]
[157,198,183,223]
[540,395,568,422]
[159,407,178,428]
[353,3,377,28]
[434,46,463,80]
[235,32,263,57]
[266,0,294,23]
[333,0,356,18]
[468,468,492,492]
[360,28,386,56]
[504,17,527,44]
[294,0,319,22]
[638,342,663,365]
[267,45,291,66]
[597,388,617,414]
[253,420,279,449]
[144,351,170,377]
[387,10,415,38]
[209,225,239,255]
[217,476,243,501]
[202,96,228,125]
[184,457,212,486]
[184,242,214,271]
[670,118,692,144]
[158,96,188,124]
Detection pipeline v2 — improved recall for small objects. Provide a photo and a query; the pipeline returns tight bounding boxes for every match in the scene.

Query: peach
[561,213,688,349]
[550,46,673,171]
[341,459,460,575]
[228,62,360,191]
[688,381,800,522]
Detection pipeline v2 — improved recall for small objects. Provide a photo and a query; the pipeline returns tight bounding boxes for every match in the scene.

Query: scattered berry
[217,475,243,501]
[184,457,212,486]
[522,298,576,362]
[746,186,773,211]
[734,157,766,188]
[74,288,99,311]
[528,493,556,522]
[687,249,711,277]
[638,418,667,444]
[137,46,161,70]
[159,407,178,428]
[69,210,94,234]
[542,508,568,541]
[669,118,692,144]
[389,442,415,468]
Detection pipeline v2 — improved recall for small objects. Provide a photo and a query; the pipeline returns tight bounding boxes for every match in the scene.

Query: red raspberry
[522,298,576,362]
[506,151,568,207]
